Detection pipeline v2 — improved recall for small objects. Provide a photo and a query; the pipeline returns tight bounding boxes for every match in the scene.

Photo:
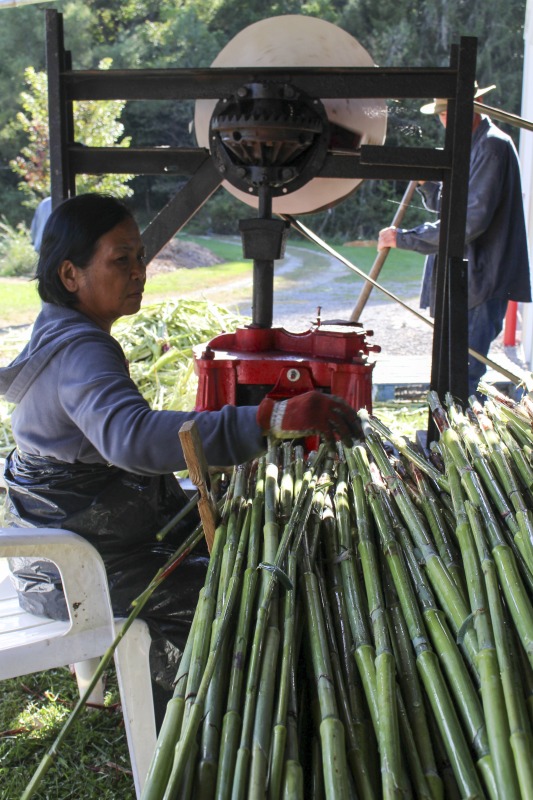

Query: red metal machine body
[193,319,380,412]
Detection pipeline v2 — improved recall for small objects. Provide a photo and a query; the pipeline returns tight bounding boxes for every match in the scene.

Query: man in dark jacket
[378,85,531,397]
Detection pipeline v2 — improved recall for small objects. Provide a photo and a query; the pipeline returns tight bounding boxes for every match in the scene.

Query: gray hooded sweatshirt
[0,303,266,474]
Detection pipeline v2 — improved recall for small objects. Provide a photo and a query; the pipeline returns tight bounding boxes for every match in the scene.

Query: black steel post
[251,258,274,328]
[46,9,75,206]
[430,37,477,411]
[252,185,274,328]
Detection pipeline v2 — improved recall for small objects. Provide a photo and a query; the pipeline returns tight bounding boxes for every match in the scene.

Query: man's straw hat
[420,83,496,115]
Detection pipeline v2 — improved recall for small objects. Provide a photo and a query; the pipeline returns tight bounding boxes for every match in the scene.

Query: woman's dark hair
[36,193,134,307]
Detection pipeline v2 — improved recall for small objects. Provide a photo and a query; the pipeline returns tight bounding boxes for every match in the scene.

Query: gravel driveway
[198,243,436,357]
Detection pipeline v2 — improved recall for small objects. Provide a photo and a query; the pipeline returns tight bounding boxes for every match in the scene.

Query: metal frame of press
[45,8,477,406]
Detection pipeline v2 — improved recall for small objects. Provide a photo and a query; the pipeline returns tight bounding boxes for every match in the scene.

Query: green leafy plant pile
[112,298,249,410]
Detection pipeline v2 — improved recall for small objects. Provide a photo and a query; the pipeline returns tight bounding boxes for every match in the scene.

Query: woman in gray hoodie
[0,193,361,702]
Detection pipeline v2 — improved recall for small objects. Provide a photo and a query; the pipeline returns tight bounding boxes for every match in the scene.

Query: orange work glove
[256,391,363,445]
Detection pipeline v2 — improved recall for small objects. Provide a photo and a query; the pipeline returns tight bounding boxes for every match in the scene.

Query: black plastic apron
[2,449,207,657]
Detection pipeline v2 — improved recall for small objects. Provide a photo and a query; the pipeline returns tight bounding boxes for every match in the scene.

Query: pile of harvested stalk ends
[142,383,533,800]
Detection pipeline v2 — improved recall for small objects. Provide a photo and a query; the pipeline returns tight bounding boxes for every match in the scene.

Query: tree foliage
[7,61,133,209]
[0,0,528,238]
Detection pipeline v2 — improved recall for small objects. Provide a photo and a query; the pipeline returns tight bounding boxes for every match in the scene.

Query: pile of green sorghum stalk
[141,385,533,800]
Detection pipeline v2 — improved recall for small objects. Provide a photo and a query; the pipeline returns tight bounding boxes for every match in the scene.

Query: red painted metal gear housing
[193,322,380,411]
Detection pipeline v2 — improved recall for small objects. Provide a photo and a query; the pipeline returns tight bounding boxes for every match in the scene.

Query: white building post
[519,0,533,366]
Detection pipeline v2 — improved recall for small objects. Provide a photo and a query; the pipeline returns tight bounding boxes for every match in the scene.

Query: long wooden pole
[349,180,418,322]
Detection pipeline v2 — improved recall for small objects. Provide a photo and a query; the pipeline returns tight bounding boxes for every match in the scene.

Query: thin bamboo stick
[269,448,296,800]
[345,454,404,799]
[215,462,265,800]
[269,552,297,800]
[352,443,486,798]
[142,602,200,800]
[407,461,467,600]
[316,557,378,800]
[198,471,250,796]
[441,427,533,673]
[334,459,379,738]
[364,428,480,674]
[365,412,449,493]
[160,504,250,799]
[301,567,350,799]
[384,568,442,800]
[322,506,379,794]
[231,448,327,800]
[248,445,282,796]
[463,502,523,800]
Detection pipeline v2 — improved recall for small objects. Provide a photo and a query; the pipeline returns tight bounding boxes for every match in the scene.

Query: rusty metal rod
[474,101,533,132]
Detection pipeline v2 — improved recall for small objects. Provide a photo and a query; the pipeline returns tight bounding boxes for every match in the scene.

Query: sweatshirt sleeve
[58,336,266,474]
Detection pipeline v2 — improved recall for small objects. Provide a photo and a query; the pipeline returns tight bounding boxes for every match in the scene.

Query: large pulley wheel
[194,15,388,215]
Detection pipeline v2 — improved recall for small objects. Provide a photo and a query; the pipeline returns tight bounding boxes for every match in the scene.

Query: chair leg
[113,618,157,799]
[73,658,105,705]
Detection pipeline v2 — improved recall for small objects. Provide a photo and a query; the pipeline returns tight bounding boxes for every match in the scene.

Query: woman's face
[60,217,146,332]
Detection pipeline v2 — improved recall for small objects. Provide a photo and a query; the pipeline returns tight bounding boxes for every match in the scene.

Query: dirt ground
[150,239,226,273]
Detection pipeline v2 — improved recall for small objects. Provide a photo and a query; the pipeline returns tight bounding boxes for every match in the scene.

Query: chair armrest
[0,527,114,638]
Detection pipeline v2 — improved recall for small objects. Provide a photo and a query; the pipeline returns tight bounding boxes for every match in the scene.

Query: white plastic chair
[0,526,157,798]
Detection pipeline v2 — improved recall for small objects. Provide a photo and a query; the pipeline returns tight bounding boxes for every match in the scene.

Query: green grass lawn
[0,667,135,799]
[182,232,422,280]
[0,278,41,327]
[0,234,250,326]
[333,242,424,284]
[181,234,243,262]
[147,258,250,297]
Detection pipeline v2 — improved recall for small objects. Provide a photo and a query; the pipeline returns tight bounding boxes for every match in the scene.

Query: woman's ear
[58,260,79,293]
